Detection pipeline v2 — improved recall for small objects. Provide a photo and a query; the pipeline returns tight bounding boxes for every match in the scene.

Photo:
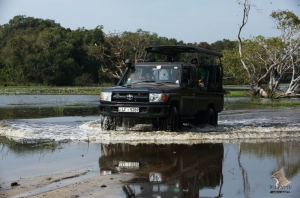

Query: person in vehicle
[140,71,153,81]
[145,72,152,80]
[126,72,137,83]
[191,58,206,88]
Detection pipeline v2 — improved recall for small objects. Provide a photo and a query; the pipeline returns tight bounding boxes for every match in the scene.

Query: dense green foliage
[0,15,239,86]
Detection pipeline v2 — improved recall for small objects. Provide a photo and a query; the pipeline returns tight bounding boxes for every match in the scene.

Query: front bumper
[99,103,170,118]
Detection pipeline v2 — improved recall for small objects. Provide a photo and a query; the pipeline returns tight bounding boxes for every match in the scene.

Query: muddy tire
[101,116,116,130]
[164,106,178,132]
[205,108,216,126]
[215,112,219,125]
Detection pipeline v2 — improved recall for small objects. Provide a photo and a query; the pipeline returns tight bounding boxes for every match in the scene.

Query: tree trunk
[255,86,268,98]
[267,68,281,95]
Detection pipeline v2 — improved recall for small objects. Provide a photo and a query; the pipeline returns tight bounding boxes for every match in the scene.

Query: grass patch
[53,105,64,116]
[65,103,86,106]
[225,91,250,97]
[11,182,19,186]
[0,136,17,146]
[239,101,300,107]
[0,86,111,95]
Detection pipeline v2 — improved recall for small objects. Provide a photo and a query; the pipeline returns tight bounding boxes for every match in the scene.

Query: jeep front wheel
[164,106,178,132]
[101,116,116,130]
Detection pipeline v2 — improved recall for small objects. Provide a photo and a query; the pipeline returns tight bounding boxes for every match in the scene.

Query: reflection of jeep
[99,45,224,131]
[98,143,224,197]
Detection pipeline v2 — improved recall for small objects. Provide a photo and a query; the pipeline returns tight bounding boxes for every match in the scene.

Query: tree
[85,29,182,82]
[1,33,38,84]
[84,28,126,82]
[237,0,300,97]
[0,23,81,85]
[211,39,238,52]
[237,0,264,96]
[222,48,248,85]
[210,40,244,85]
[271,10,300,96]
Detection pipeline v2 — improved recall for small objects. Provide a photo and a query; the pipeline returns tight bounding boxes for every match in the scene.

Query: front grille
[112,92,149,102]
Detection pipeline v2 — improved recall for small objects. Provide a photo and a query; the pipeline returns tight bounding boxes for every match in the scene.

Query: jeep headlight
[149,93,169,102]
[100,92,112,101]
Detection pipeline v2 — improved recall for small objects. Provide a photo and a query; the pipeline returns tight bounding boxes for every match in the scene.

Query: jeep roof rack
[145,45,223,58]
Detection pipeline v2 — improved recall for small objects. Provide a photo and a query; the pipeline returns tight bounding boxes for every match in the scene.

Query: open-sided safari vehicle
[99,45,224,131]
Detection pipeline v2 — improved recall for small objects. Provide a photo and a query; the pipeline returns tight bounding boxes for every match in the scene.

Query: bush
[74,73,94,86]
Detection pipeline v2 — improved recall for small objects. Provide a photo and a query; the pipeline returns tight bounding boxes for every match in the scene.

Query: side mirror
[125,59,132,68]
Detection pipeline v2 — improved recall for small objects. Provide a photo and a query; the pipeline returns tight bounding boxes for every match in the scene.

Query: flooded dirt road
[1,95,300,197]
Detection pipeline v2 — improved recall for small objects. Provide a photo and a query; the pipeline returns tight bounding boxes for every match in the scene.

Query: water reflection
[98,141,300,197]
[271,168,291,189]
[241,141,300,180]
[99,143,224,197]
[1,138,300,197]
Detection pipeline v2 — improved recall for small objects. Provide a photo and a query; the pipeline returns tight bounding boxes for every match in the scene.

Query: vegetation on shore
[238,100,300,107]
[0,85,112,95]
[1,12,299,99]
[1,85,250,96]
[224,90,250,97]
[0,135,60,150]
[1,85,299,108]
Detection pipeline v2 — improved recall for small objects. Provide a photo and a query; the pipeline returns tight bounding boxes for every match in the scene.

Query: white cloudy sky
[0,0,299,43]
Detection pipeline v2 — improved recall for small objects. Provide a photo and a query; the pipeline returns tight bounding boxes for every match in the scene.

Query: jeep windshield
[121,65,180,85]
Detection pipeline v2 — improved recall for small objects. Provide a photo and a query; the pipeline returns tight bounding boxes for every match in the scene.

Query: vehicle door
[180,66,198,116]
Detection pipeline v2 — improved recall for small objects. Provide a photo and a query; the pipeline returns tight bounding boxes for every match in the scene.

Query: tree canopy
[1,13,298,95]
[236,1,300,97]
[0,16,196,85]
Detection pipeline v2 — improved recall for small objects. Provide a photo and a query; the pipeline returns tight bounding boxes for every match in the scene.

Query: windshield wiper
[163,81,178,84]
[133,80,156,83]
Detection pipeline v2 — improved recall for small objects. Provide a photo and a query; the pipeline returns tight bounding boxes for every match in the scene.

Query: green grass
[224,90,282,98]
[0,136,59,149]
[239,100,300,107]
[53,105,64,116]
[0,136,17,146]
[11,182,18,186]
[65,103,86,106]
[0,85,112,95]
[224,91,250,97]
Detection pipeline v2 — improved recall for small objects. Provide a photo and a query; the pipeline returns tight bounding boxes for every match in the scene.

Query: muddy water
[1,95,300,197]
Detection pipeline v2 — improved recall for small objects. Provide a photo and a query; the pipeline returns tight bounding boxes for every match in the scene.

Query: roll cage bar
[144,45,223,62]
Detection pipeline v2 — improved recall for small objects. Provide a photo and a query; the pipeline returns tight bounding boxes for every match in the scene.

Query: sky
[0,0,299,44]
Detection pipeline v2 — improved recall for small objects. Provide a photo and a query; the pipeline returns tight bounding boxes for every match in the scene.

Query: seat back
[204,70,209,91]
[182,70,189,87]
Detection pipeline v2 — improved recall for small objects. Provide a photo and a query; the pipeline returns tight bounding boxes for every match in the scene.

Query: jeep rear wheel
[205,108,216,126]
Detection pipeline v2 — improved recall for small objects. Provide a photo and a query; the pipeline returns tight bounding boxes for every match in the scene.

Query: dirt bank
[1,170,134,198]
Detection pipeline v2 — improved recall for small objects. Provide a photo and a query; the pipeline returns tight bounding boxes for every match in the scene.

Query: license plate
[118,107,139,113]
